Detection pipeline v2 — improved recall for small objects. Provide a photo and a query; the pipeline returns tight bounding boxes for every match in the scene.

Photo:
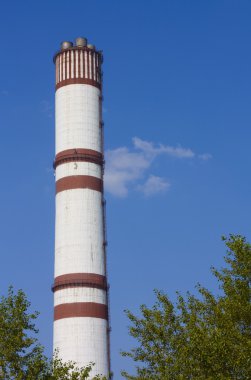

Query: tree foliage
[0,286,45,379]
[0,286,107,379]
[121,235,251,379]
[43,354,107,380]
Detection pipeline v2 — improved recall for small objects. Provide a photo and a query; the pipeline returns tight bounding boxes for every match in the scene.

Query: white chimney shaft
[52,38,110,378]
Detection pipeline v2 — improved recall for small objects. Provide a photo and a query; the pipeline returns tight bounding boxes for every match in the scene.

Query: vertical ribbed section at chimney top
[52,38,110,378]
[54,43,102,92]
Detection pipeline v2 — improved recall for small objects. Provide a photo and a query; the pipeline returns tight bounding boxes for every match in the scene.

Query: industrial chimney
[52,37,110,378]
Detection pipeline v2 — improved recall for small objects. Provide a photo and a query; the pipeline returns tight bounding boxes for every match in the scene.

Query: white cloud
[104,137,211,198]
[133,137,195,159]
[105,147,150,197]
[137,175,170,196]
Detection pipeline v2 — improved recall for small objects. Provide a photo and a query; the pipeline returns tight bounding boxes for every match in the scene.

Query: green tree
[0,286,46,379]
[0,286,107,379]
[43,354,107,380]
[121,235,251,379]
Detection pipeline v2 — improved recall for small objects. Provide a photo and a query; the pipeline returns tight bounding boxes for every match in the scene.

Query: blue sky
[1,0,251,378]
